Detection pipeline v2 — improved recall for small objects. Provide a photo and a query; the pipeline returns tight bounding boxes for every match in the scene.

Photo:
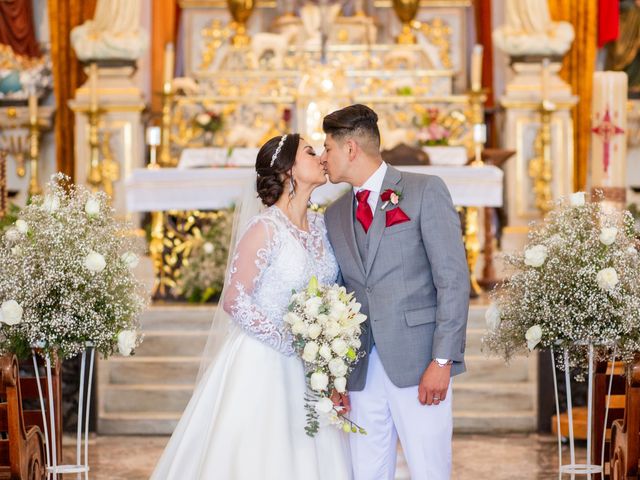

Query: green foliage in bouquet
[483,192,640,370]
[0,203,20,233]
[176,209,233,303]
[0,174,147,360]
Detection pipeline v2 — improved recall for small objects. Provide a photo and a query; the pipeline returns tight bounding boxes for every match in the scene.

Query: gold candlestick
[159,81,175,167]
[227,0,256,47]
[469,88,487,167]
[392,0,419,44]
[86,63,103,191]
[528,100,555,215]
[27,90,42,197]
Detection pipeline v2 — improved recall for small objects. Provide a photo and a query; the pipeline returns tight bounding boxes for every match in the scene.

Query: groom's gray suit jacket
[325,165,469,391]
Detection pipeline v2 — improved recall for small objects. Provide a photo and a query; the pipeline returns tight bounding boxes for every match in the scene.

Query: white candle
[541,58,550,102]
[146,126,161,146]
[28,85,37,125]
[591,71,628,188]
[89,62,98,111]
[163,42,175,86]
[471,44,483,92]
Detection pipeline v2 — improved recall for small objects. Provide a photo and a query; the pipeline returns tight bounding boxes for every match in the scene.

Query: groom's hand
[330,389,351,414]
[418,361,451,406]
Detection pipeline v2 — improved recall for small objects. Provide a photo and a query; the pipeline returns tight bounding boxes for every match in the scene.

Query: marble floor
[60,433,584,479]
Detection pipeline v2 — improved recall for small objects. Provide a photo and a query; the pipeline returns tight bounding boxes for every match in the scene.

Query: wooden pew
[0,355,46,479]
[609,356,640,480]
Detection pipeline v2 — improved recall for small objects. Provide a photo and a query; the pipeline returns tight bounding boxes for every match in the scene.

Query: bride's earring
[289,176,296,197]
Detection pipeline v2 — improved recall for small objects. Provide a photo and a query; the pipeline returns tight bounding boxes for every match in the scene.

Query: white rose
[319,344,333,361]
[0,300,23,326]
[316,314,329,325]
[4,228,20,242]
[323,320,340,338]
[291,320,308,337]
[315,397,334,414]
[328,357,348,377]
[524,245,548,268]
[284,312,301,325]
[117,330,137,356]
[15,220,28,234]
[310,371,329,392]
[302,341,319,362]
[203,242,215,254]
[308,323,322,339]
[120,252,139,269]
[596,267,619,291]
[485,303,501,331]
[569,192,585,207]
[196,113,211,126]
[525,325,542,351]
[84,251,106,273]
[599,227,618,246]
[334,376,347,393]
[42,194,60,213]
[84,197,100,217]
[331,338,349,357]
[304,297,323,318]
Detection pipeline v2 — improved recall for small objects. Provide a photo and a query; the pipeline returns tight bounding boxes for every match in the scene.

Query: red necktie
[356,189,373,233]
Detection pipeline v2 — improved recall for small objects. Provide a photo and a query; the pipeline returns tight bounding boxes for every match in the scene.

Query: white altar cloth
[125,165,503,212]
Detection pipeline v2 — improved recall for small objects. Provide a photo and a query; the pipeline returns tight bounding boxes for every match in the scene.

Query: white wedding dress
[151,206,352,480]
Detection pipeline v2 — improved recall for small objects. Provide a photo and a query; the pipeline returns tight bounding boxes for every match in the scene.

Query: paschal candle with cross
[591,71,628,192]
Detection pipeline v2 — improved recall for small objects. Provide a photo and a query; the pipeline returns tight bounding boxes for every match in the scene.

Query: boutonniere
[380,189,402,210]
[380,189,411,227]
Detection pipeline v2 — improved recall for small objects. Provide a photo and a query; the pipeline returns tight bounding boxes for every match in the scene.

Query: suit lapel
[339,191,366,278]
[365,165,402,275]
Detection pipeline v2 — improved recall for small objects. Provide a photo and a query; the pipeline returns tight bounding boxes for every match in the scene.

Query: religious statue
[605,0,640,97]
[71,0,149,61]
[493,0,574,57]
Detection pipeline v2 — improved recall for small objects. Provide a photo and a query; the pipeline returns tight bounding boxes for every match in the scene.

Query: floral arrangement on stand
[416,108,451,146]
[0,174,147,360]
[285,277,367,437]
[176,210,233,303]
[483,192,640,372]
[194,108,224,146]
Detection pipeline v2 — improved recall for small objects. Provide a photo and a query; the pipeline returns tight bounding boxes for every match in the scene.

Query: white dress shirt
[352,162,449,366]
[353,162,388,212]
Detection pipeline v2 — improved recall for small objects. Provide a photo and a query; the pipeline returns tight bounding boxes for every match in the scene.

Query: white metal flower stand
[550,343,617,476]
[32,342,96,479]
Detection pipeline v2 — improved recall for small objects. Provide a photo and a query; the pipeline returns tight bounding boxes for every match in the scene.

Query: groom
[321,104,469,480]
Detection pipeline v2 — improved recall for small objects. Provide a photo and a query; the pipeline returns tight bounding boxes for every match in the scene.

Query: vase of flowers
[0,174,147,476]
[483,191,640,475]
[194,110,224,146]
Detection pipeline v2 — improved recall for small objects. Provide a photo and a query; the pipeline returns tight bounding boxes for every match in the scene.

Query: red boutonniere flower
[380,189,410,227]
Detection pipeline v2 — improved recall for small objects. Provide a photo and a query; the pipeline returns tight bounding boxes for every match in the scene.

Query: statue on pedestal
[71,0,149,61]
[493,0,574,57]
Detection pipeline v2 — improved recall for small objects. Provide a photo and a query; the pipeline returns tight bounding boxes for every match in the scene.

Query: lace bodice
[222,206,339,355]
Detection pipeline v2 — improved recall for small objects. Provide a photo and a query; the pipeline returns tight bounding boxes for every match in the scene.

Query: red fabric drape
[598,0,620,47]
[0,0,40,58]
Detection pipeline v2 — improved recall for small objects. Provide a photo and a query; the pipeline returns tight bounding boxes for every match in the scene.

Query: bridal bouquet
[285,276,367,437]
[483,192,640,371]
[0,174,147,360]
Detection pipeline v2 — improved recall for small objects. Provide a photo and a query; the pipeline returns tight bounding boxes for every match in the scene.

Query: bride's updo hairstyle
[255,133,301,207]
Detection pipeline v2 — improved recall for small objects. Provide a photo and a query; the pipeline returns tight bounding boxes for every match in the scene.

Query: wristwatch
[433,358,453,367]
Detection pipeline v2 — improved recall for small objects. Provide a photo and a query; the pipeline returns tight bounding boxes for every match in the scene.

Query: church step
[453,410,536,433]
[140,304,216,331]
[452,382,535,413]
[456,356,532,384]
[106,357,200,385]
[101,384,193,414]
[98,412,181,435]
[135,331,210,357]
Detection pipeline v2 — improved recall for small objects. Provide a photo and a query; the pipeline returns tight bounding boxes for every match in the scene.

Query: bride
[151,133,352,479]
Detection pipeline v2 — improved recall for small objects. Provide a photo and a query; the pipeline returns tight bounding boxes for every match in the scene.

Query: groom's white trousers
[349,347,453,480]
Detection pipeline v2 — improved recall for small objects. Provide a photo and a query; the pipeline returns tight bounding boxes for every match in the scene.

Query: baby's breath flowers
[483,192,640,372]
[0,174,147,359]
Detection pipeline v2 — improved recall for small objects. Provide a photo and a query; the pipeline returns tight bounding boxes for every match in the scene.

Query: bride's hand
[330,389,351,414]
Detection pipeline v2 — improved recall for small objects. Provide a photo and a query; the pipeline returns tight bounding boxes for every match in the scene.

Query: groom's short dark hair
[323,104,381,154]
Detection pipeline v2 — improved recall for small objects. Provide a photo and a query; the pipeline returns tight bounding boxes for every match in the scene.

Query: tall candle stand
[27,109,42,197]
[158,81,175,167]
[529,99,555,215]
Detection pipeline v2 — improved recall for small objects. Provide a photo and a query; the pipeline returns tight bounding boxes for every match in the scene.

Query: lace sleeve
[222,217,294,355]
